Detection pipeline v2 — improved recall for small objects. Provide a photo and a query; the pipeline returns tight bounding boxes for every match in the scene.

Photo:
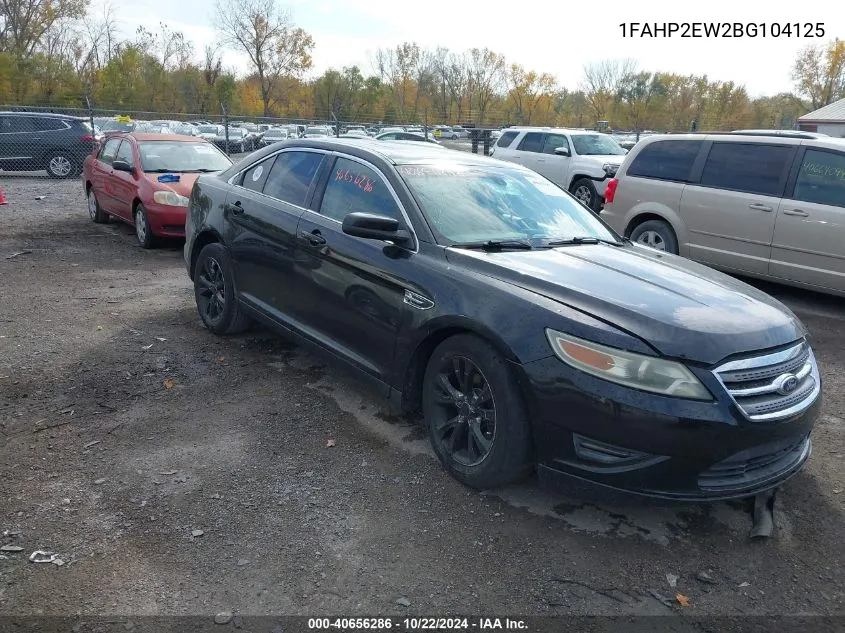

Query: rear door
[226,149,326,322]
[679,141,797,275]
[508,132,544,170]
[770,146,845,292]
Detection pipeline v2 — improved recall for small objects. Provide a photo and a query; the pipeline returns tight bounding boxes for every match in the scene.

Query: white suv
[491,127,628,211]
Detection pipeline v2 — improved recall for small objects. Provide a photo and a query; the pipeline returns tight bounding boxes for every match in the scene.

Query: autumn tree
[215,0,313,115]
[581,58,636,122]
[792,38,845,109]
[467,48,505,124]
[615,71,665,131]
[507,64,555,124]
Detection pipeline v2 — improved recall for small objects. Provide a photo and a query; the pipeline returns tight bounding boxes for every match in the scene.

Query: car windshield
[137,141,233,172]
[571,134,626,156]
[398,163,620,245]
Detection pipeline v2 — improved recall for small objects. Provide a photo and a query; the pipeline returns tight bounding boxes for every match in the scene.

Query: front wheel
[193,243,251,335]
[134,203,156,249]
[569,178,601,213]
[422,334,533,489]
[630,219,679,254]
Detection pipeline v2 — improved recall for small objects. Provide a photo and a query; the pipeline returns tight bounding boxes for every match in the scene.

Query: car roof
[0,110,85,121]
[506,127,601,135]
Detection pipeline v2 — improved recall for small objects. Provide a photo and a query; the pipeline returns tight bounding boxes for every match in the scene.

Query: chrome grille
[714,341,820,422]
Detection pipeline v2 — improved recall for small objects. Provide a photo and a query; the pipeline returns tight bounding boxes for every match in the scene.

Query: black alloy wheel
[193,243,251,335]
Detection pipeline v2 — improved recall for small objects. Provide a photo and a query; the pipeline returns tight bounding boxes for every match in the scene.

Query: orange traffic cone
[0,185,7,205]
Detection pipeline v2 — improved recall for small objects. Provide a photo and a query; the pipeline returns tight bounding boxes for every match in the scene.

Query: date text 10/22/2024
[307,617,529,630]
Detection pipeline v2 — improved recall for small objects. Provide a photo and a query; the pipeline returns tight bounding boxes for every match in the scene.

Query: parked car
[0,111,95,178]
[303,126,333,138]
[375,131,441,145]
[259,127,290,146]
[196,124,222,141]
[432,125,451,138]
[212,127,253,153]
[491,127,628,212]
[601,133,845,298]
[183,138,820,498]
[82,132,232,247]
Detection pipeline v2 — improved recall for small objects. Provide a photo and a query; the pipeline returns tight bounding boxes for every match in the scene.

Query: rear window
[627,140,703,182]
[496,131,518,147]
[700,143,793,196]
[35,118,69,131]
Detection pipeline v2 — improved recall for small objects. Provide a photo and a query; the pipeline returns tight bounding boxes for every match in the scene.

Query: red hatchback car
[82,133,233,247]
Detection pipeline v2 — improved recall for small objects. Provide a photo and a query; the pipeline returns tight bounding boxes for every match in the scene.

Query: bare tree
[467,47,505,124]
[0,0,88,56]
[215,0,313,115]
[581,58,637,121]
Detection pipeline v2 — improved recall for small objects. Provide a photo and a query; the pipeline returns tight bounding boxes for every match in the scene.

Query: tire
[451,134,457,140]
[629,219,679,254]
[86,187,109,224]
[45,152,76,179]
[422,334,533,489]
[134,202,156,249]
[193,242,251,335]
[569,177,601,213]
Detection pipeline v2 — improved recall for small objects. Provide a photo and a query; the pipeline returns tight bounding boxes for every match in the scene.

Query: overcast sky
[95,0,842,97]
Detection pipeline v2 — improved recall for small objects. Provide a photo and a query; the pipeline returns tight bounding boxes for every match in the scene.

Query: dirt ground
[1,173,844,621]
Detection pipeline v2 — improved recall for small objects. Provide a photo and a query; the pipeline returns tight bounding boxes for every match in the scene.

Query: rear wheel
[46,152,76,179]
[422,334,533,489]
[193,243,251,335]
[87,187,109,223]
[630,219,679,254]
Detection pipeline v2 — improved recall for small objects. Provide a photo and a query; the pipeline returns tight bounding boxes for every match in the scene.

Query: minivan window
[700,143,793,196]
[627,140,703,182]
[793,149,845,208]
[263,151,323,207]
[517,132,544,153]
[496,131,518,147]
[320,157,399,222]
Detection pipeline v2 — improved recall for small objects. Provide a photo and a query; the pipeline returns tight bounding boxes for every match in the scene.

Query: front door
[109,139,138,220]
[770,146,845,293]
[91,137,122,213]
[535,132,572,188]
[680,141,797,275]
[292,155,410,381]
[226,149,326,323]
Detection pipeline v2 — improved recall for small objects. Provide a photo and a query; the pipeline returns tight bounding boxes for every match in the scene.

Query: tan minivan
[601,133,845,297]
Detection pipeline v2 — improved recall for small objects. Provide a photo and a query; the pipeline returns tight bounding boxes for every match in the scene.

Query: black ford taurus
[184,138,821,500]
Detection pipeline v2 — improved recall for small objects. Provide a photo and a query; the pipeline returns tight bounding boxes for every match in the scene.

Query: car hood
[143,173,201,197]
[446,244,804,365]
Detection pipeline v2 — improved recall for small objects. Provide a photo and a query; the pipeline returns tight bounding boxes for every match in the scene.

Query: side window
[496,131,518,148]
[542,134,570,155]
[380,133,397,140]
[240,156,276,192]
[262,151,323,207]
[99,138,122,165]
[115,141,134,167]
[319,157,399,223]
[627,140,703,182]
[0,116,34,133]
[793,149,845,208]
[516,132,544,153]
[700,143,793,196]
[34,118,68,132]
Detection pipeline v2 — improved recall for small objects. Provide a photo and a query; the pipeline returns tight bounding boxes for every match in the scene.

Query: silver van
[601,133,845,297]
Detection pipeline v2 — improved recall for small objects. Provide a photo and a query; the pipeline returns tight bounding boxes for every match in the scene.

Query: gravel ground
[0,173,844,622]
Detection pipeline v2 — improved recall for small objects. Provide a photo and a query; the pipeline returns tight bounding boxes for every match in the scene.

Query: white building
[798,98,845,137]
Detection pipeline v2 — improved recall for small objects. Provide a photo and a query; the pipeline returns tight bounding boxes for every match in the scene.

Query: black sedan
[183,138,821,500]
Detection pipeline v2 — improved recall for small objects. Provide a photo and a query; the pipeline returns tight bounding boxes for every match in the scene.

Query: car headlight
[546,329,712,400]
[602,163,618,177]
[153,191,189,207]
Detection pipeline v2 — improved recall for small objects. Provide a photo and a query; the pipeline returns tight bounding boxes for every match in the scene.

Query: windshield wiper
[450,239,535,251]
[545,236,624,247]
[181,168,219,172]
[144,169,178,173]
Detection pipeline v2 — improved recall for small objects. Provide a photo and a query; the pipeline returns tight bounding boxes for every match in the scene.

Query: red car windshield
[138,141,233,173]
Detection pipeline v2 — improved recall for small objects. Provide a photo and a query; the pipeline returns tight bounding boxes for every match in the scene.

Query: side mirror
[554,147,570,156]
[342,212,411,245]
[112,160,133,173]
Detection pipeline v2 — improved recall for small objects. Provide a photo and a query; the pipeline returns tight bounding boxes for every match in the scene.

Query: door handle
[782,208,809,217]
[748,203,773,212]
[299,229,327,247]
[225,201,244,215]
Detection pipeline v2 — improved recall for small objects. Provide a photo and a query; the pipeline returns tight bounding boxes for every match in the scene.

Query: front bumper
[520,354,820,501]
[144,202,186,237]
